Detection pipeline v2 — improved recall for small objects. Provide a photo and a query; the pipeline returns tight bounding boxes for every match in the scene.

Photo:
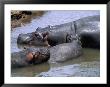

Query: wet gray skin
[15,15,100,68]
[12,34,82,68]
[49,40,82,63]
[11,48,100,77]
[17,32,46,46]
[17,21,76,47]
[11,47,50,68]
[74,15,100,48]
[17,33,33,44]
[11,11,100,77]
[17,15,100,48]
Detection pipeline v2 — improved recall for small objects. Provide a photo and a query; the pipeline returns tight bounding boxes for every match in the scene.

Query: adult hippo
[11,47,50,68]
[17,21,76,47]
[17,15,100,49]
[74,15,100,48]
[49,39,82,63]
[13,33,82,67]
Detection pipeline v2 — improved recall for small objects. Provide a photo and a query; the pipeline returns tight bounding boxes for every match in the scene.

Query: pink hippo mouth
[26,51,41,63]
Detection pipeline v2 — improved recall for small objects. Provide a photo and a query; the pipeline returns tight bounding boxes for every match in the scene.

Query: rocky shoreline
[11,11,45,29]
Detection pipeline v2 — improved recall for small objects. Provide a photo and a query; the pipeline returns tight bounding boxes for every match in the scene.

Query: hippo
[17,21,76,47]
[39,31,78,46]
[17,32,50,47]
[11,47,50,68]
[74,15,100,48]
[17,15,100,49]
[49,39,82,63]
[13,33,83,68]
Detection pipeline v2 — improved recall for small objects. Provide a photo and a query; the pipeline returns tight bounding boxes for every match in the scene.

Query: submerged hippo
[11,47,50,68]
[17,15,100,49]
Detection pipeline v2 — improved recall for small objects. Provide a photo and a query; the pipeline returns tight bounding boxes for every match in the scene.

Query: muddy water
[11,11,100,77]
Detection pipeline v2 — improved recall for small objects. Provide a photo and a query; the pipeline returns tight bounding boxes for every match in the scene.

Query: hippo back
[36,21,76,34]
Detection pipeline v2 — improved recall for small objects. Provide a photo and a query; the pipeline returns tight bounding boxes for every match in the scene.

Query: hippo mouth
[26,50,50,65]
[26,51,41,64]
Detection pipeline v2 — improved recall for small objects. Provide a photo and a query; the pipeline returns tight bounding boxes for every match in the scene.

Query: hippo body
[74,15,100,48]
[36,21,76,46]
[11,47,50,68]
[36,21,75,34]
[17,21,76,46]
[49,40,82,63]
[13,33,82,68]
[17,15,100,49]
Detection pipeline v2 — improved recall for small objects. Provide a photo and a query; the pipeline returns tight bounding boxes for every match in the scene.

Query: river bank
[11,11,45,29]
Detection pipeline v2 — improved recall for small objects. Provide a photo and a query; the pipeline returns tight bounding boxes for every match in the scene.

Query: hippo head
[17,31,50,47]
[17,32,43,45]
[17,33,34,44]
[26,51,49,64]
